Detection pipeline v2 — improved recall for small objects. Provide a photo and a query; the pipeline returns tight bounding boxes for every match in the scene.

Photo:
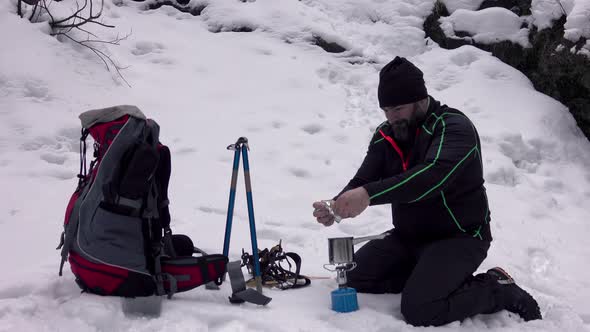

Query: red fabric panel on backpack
[64,190,80,225]
[161,264,204,291]
[88,115,130,159]
[69,252,128,295]
[215,261,226,276]
[208,264,217,280]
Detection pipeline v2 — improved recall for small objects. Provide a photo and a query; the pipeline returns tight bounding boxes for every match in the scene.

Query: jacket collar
[420,96,443,127]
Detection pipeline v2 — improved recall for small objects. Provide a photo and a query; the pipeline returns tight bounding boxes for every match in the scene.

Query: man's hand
[313,200,336,227]
[333,187,370,219]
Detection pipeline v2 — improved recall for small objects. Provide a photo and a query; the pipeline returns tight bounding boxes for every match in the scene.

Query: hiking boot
[487,267,542,321]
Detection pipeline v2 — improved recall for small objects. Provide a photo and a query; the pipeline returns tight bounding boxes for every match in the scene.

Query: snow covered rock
[425,0,590,140]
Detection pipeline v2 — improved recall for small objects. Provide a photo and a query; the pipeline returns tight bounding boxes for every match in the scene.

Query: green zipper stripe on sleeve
[373,137,385,144]
[369,164,435,199]
[434,117,446,160]
[410,145,477,203]
[441,191,466,232]
[369,113,477,203]
[473,225,483,240]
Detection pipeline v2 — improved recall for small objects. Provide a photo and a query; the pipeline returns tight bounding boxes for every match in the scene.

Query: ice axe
[222,137,271,306]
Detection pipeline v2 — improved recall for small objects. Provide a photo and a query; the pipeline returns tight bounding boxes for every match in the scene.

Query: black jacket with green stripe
[339,96,492,242]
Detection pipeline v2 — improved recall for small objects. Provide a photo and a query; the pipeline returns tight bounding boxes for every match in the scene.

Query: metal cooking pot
[328,233,389,265]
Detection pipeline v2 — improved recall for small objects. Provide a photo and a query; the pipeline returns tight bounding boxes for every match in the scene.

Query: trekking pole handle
[236,137,248,145]
[227,137,249,151]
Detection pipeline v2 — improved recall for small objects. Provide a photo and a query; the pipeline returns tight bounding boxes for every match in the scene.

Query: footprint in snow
[46,169,76,180]
[57,127,82,146]
[270,121,285,129]
[20,129,79,153]
[462,97,484,114]
[132,41,165,56]
[283,233,306,245]
[174,147,197,155]
[256,228,283,241]
[41,153,68,165]
[543,179,565,193]
[483,66,512,81]
[253,48,273,56]
[217,155,232,163]
[432,68,462,91]
[150,57,175,65]
[498,134,544,173]
[20,137,53,152]
[301,222,323,230]
[197,206,226,215]
[332,134,348,144]
[0,283,35,300]
[108,10,120,19]
[264,220,284,227]
[246,125,262,133]
[449,48,481,67]
[23,79,51,101]
[19,130,80,175]
[486,167,519,187]
[289,167,311,178]
[301,123,323,135]
[480,135,494,144]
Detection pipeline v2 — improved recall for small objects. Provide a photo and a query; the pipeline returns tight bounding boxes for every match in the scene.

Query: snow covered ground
[1,0,589,331]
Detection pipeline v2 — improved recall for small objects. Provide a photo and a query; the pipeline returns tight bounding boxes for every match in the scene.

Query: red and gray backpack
[57,105,228,298]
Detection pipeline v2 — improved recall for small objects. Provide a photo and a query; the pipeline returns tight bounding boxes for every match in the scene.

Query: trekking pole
[222,137,267,301]
[240,139,263,293]
[222,140,242,259]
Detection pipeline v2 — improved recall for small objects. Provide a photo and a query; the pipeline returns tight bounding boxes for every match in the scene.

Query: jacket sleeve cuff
[363,183,386,206]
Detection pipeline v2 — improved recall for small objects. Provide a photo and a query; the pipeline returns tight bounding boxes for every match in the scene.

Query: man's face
[381,102,417,142]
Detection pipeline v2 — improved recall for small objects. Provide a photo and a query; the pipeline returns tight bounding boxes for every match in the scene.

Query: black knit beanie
[378,57,427,108]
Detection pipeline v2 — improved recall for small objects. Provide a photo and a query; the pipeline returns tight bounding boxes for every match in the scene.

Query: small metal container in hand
[321,200,342,223]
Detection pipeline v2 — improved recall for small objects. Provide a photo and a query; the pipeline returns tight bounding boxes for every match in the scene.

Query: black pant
[347,230,503,326]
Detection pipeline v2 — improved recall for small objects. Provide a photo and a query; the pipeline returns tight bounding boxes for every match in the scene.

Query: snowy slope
[1,0,590,331]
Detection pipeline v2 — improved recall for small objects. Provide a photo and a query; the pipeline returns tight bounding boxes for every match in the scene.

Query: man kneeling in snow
[313,56,542,326]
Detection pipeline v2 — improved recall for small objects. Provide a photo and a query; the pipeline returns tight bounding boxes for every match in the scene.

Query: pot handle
[352,232,390,245]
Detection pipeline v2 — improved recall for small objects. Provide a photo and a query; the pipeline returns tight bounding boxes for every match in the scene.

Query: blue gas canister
[331,287,359,313]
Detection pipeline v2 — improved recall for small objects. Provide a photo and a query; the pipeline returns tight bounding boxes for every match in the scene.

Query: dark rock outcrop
[145,0,206,16]
[311,35,347,53]
[478,0,531,15]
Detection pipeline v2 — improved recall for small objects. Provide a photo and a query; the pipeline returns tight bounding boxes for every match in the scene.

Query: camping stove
[324,238,359,313]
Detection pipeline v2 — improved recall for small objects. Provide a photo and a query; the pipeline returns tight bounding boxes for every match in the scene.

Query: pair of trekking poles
[222,137,271,305]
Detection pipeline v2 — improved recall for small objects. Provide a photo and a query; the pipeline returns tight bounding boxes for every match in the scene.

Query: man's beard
[391,103,425,142]
[392,119,413,142]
